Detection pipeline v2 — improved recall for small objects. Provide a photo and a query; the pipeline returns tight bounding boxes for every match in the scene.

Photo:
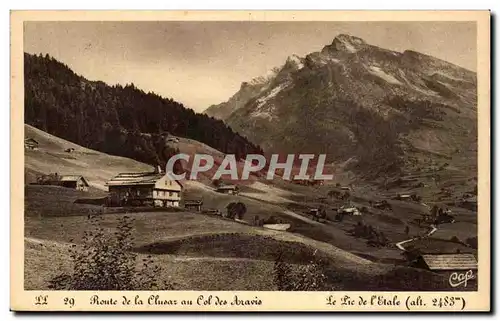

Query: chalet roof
[184,200,203,205]
[24,138,39,144]
[60,175,81,182]
[420,254,477,271]
[217,184,237,190]
[106,171,182,188]
[59,175,89,186]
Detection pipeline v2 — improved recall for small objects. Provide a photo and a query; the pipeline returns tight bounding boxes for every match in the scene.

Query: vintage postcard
[10,10,490,312]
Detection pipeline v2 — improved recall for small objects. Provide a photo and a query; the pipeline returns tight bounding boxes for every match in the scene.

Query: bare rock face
[325,34,368,53]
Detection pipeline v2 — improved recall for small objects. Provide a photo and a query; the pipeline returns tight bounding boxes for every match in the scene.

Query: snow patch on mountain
[433,71,467,82]
[343,42,357,53]
[251,110,274,120]
[255,82,289,110]
[435,80,452,90]
[398,70,437,96]
[311,55,341,66]
[367,65,402,85]
[250,82,290,120]
[325,57,341,64]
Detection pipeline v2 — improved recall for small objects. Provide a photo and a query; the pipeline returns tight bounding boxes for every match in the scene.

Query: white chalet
[106,171,183,207]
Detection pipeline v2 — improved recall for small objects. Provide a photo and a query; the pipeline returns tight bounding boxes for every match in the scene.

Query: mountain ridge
[203,34,477,180]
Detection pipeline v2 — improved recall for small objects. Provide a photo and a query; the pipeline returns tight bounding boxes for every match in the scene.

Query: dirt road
[395,224,438,251]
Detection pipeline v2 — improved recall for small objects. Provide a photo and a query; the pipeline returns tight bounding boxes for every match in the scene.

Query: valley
[24,124,477,291]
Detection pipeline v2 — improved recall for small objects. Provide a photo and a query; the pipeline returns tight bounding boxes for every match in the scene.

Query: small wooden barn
[184,199,203,212]
[35,173,89,192]
[59,175,90,192]
[216,184,239,195]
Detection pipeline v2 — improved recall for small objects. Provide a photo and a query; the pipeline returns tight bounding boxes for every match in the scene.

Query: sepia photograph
[10,10,490,311]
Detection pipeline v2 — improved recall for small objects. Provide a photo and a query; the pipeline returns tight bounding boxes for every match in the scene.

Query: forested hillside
[24,53,264,166]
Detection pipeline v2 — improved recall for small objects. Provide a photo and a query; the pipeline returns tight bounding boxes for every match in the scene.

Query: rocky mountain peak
[285,54,304,66]
[329,34,367,53]
[205,34,477,179]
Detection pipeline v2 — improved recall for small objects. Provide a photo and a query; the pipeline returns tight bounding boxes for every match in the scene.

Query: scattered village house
[412,253,477,274]
[338,206,361,216]
[184,199,203,212]
[24,138,39,150]
[396,193,412,200]
[106,167,183,207]
[36,173,90,191]
[59,175,90,191]
[216,184,239,195]
[309,208,327,221]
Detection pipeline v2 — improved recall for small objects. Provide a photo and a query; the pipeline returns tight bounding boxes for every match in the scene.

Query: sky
[24,21,477,112]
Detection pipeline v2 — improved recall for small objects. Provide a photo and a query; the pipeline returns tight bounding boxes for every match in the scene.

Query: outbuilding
[184,199,203,212]
[35,173,89,192]
[59,175,90,192]
[216,184,239,195]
